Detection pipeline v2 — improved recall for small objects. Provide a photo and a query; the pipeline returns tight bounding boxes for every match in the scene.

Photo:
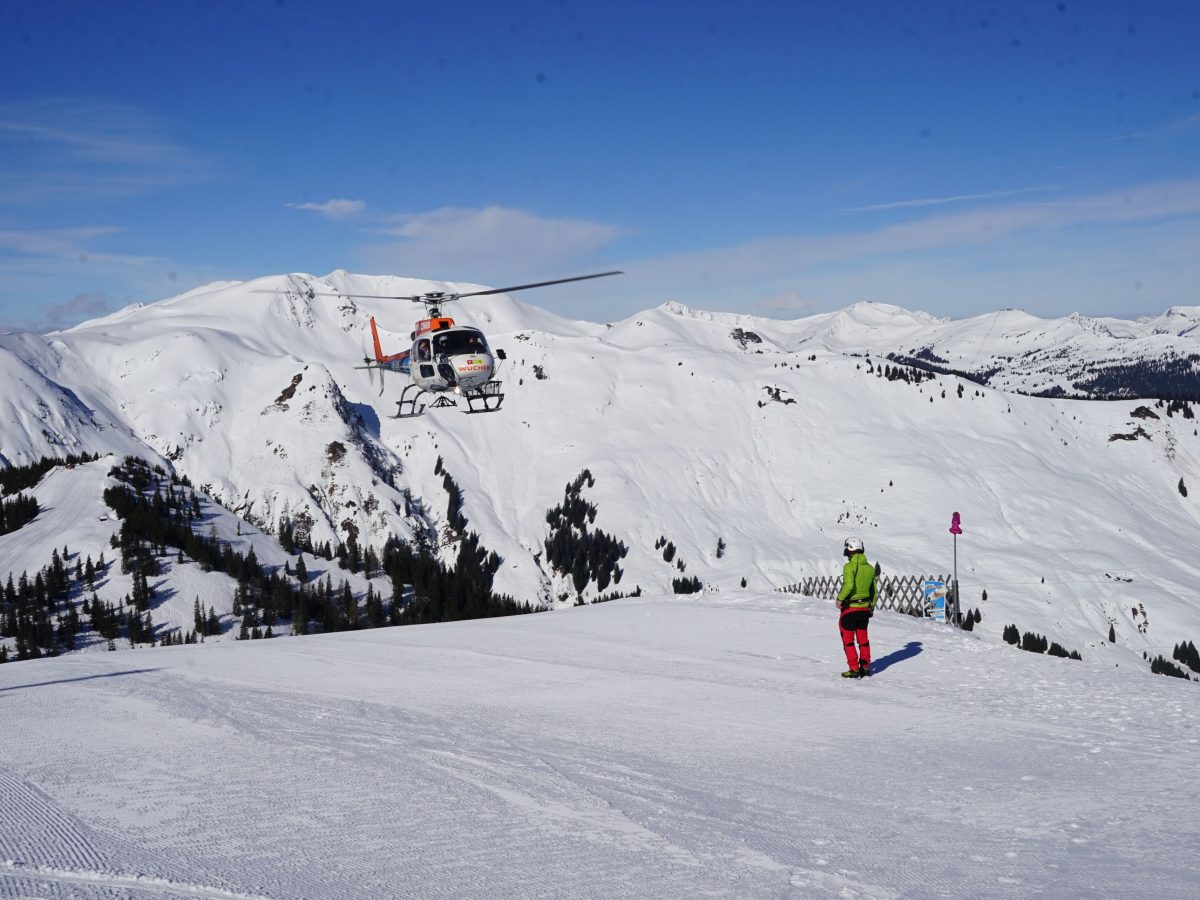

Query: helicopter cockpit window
[432,330,489,356]
[417,339,431,361]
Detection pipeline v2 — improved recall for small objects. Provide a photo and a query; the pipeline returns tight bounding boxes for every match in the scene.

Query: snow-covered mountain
[3,272,1200,677]
[0,331,148,465]
[665,299,1200,399]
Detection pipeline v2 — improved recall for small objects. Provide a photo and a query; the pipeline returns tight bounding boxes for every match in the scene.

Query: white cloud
[0,97,212,202]
[626,178,1200,288]
[564,178,1200,322]
[285,198,367,219]
[40,291,116,329]
[1068,110,1200,150]
[359,205,627,281]
[846,185,1059,212]
[0,226,124,258]
[0,226,216,330]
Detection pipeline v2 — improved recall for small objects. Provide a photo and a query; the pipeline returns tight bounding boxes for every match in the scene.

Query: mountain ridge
[2,272,1199,679]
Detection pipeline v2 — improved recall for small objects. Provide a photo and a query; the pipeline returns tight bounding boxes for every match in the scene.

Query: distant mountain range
[2,273,1199,679]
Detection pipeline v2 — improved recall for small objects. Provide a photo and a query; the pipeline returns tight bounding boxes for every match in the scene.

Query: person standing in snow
[837,537,876,678]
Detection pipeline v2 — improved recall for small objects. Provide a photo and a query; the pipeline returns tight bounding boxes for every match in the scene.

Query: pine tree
[1150,655,1189,679]
[1020,632,1048,654]
[1108,623,1116,643]
[1172,640,1200,673]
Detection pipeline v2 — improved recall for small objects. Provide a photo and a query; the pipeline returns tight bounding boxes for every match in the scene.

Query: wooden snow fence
[778,573,958,620]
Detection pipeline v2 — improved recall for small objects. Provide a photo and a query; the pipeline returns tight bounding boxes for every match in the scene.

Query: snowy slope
[45,275,424,552]
[0,458,388,645]
[0,593,1196,898]
[2,274,1200,677]
[657,299,1200,398]
[0,331,147,466]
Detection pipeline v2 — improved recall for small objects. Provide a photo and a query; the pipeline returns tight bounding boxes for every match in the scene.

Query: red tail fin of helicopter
[368,316,409,365]
[370,316,386,362]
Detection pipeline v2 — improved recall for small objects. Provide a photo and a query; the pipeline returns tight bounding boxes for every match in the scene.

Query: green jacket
[838,553,876,609]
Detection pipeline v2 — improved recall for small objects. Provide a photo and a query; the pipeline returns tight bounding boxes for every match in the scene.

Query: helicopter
[268,271,621,418]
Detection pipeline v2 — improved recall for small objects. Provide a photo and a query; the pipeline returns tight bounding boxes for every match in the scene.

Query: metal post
[949,511,963,625]
[952,533,959,624]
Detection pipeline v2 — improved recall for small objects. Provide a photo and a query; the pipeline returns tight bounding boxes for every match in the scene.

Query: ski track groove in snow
[0,773,108,872]
[0,773,273,898]
[0,862,273,900]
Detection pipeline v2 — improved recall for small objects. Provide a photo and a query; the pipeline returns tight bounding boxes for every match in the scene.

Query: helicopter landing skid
[463,380,505,414]
[391,381,505,418]
[393,385,428,419]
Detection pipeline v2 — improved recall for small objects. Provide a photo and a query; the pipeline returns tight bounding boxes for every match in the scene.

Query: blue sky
[2,0,1199,329]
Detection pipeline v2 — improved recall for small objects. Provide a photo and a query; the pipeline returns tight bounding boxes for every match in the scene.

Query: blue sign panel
[922,579,947,622]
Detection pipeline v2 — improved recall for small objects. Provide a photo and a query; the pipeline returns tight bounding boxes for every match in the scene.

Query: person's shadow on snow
[871,641,923,675]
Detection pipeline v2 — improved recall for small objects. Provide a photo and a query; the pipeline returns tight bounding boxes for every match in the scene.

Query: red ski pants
[839,608,872,668]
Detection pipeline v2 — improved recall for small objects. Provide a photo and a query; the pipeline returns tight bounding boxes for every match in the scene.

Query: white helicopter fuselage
[352,269,620,418]
[408,323,496,393]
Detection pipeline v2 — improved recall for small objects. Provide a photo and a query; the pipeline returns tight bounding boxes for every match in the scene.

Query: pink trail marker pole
[949,512,962,622]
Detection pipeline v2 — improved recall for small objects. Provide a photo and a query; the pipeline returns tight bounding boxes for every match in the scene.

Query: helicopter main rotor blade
[249,270,622,302]
[454,270,623,299]
[309,291,427,300]
[248,289,425,300]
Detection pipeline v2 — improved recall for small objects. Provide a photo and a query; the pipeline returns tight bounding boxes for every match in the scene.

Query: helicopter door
[416,338,434,378]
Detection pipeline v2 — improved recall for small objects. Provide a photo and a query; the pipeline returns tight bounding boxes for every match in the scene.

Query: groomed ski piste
[2,593,1197,899]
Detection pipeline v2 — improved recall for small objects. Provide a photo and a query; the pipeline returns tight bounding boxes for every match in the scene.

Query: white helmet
[844,536,864,553]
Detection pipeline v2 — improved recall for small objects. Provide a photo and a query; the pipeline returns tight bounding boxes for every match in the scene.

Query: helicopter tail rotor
[360,342,383,396]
